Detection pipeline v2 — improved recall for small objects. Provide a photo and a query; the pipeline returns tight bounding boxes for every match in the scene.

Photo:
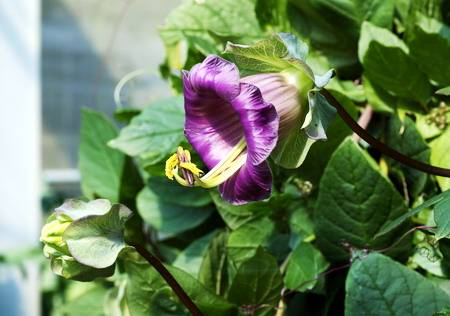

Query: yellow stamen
[165,153,179,180]
[164,139,247,189]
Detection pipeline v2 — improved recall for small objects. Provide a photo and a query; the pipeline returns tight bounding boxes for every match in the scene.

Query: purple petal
[183,57,244,168]
[219,161,272,205]
[232,83,279,165]
[183,56,279,205]
[187,55,240,100]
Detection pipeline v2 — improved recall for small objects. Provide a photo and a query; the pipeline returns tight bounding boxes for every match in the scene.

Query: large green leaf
[315,138,408,262]
[172,231,216,277]
[159,0,263,70]
[359,21,431,102]
[136,177,213,236]
[79,109,124,202]
[284,242,329,292]
[408,14,450,86]
[289,0,395,71]
[345,253,450,315]
[125,252,237,316]
[227,248,283,316]
[363,76,396,114]
[63,203,133,269]
[431,128,450,191]
[198,231,230,296]
[385,115,430,198]
[227,217,274,267]
[59,285,108,316]
[109,97,185,167]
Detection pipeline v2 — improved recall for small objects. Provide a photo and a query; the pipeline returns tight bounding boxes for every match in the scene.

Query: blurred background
[0,1,179,315]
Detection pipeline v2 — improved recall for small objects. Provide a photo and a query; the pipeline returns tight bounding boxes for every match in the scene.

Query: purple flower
[166,55,301,205]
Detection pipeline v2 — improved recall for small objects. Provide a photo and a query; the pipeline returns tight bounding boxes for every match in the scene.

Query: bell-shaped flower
[166,55,303,204]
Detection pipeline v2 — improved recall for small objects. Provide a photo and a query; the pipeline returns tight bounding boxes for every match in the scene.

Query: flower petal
[231,83,279,165]
[183,57,244,168]
[219,161,272,205]
[242,73,300,138]
[188,55,240,100]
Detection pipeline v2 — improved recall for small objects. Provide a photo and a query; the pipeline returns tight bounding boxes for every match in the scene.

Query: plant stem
[130,242,204,316]
[322,89,450,178]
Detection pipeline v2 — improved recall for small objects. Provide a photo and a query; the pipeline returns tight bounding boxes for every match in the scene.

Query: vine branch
[130,242,204,316]
[322,89,450,178]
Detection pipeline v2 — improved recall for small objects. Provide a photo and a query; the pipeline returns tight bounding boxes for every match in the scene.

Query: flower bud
[40,213,72,257]
[40,199,116,281]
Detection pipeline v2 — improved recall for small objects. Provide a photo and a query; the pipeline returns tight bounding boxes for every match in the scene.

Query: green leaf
[327,79,366,103]
[108,97,185,167]
[113,107,141,124]
[55,199,113,220]
[436,87,450,96]
[295,92,357,183]
[159,0,263,70]
[50,256,114,282]
[210,190,273,230]
[315,138,408,262]
[408,14,450,86]
[345,253,450,315]
[79,109,124,202]
[225,33,312,77]
[385,115,430,198]
[434,196,450,239]
[227,217,274,267]
[59,285,108,316]
[125,252,237,316]
[431,128,450,191]
[358,21,431,102]
[172,231,216,277]
[289,203,315,241]
[198,231,229,296]
[303,91,337,140]
[377,190,450,238]
[284,242,329,292]
[270,120,316,169]
[136,177,213,236]
[126,254,186,315]
[290,0,395,71]
[225,33,334,89]
[63,203,132,269]
[228,248,283,316]
[362,76,396,114]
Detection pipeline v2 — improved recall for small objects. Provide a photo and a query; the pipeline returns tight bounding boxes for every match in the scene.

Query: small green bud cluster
[294,179,313,196]
[426,102,449,130]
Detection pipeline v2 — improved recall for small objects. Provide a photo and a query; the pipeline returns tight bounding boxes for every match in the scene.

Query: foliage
[39,0,450,315]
